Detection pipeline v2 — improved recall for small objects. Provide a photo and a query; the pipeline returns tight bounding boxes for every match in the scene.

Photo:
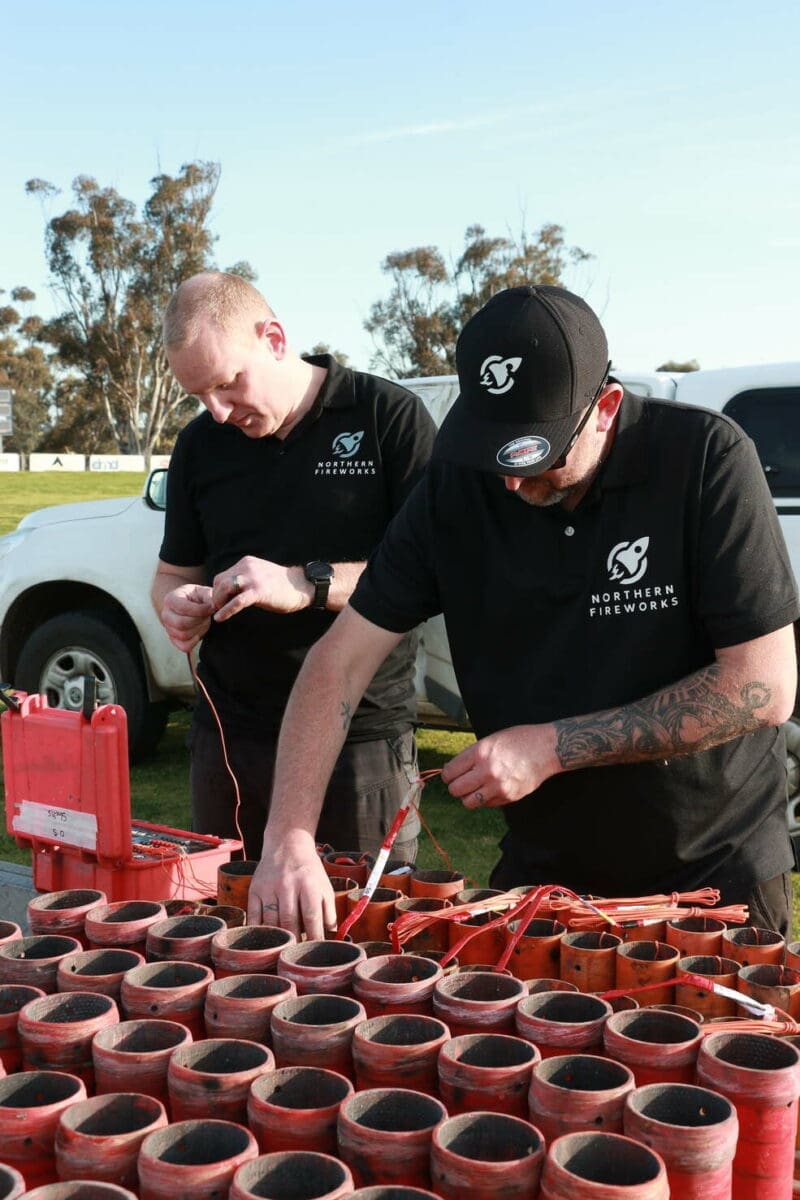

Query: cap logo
[480,355,522,395]
[496,436,550,469]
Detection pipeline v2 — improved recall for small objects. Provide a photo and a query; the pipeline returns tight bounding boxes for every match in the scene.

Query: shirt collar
[594,389,650,491]
[303,354,356,410]
[281,354,355,446]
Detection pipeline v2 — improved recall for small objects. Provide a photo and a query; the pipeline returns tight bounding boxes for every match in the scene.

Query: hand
[441,724,561,810]
[211,557,312,622]
[160,583,214,652]
[247,830,338,940]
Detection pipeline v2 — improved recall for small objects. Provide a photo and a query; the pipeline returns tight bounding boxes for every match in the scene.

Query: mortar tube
[229,1151,354,1200]
[697,1031,800,1200]
[430,1110,545,1200]
[624,1083,738,1200]
[247,1065,354,1156]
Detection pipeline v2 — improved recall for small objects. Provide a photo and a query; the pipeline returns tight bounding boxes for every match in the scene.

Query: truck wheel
[15,610,169,762]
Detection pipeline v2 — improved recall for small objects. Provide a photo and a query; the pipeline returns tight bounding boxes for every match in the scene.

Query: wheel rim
[38,645,118,711]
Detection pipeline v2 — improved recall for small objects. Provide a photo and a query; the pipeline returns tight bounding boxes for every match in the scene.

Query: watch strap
[304,561,334,610]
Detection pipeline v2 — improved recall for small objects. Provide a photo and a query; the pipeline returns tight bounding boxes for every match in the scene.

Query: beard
[509,477,580,507]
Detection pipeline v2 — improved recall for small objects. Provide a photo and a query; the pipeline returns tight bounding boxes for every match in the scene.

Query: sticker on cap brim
[496,436,551,469]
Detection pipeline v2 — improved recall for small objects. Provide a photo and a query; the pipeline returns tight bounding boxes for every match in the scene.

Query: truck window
[724,387,800,497]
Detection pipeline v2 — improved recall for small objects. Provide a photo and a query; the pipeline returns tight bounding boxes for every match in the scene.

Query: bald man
[152,272,436,861]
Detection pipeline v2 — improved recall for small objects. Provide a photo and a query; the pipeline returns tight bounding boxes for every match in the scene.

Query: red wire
[187,650,247,859]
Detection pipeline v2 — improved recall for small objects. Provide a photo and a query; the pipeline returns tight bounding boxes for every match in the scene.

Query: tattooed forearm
[340,699,352,732]
[555,665,771,771]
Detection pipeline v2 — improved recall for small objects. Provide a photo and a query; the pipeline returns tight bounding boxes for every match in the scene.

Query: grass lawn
[1,472,798,930]
[0,473,148,536]
[0,708,501,884]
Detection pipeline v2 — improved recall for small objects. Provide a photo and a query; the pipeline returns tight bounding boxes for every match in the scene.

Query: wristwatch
[304,560,334,610]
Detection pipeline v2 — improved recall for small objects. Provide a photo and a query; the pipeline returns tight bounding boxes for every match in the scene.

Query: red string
[187,651,246,858]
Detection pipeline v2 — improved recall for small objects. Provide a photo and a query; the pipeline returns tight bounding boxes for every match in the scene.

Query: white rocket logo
[608,537,650,585]
[479,355,523,395]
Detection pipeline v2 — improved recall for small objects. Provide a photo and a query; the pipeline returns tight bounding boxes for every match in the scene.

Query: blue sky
[2,0,798,374]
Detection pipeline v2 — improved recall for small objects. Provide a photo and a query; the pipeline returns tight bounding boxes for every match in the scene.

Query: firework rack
[1,690,240,899]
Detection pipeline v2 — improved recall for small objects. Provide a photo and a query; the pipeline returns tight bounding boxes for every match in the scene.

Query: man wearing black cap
[247,285,799,940]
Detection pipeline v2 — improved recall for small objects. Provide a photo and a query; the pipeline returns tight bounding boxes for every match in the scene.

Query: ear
[596,381,624,432]
[256,317,288,361]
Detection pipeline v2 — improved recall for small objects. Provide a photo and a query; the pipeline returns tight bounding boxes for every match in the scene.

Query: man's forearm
[150,571,178,618]
[325,561,366,612]
[261,606,402,846]
[555,662,780,771]
[261,646,357,845]
[444,626,796,811]
[151,563,205,619]
[250,607,403,937]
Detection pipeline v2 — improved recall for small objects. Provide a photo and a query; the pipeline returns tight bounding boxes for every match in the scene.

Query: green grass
[1,472,797,927]
[0,714,499,881]
[0,473,147,536]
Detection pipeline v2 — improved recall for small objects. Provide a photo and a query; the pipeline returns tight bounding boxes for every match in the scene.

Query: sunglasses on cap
[550,360,613,470]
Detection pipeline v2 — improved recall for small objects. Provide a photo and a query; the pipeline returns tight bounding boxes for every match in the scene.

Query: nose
[503,476,525,492]
[202,392,234,424]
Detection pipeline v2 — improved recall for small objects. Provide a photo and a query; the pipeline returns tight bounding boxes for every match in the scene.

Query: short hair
[163,271,274,349]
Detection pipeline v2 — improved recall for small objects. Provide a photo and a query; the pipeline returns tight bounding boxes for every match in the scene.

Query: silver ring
[263,902,278,912]
[474,791,485,805]
[232,574,242,593]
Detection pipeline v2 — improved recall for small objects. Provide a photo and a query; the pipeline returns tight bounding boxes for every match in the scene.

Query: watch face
[306,560,333,583]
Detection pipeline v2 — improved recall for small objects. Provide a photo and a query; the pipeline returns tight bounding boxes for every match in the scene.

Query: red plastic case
[2,692,240,899]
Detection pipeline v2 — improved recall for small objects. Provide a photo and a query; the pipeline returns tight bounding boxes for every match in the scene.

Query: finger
[212,571,244,609]
[213,595,247,623]
[298,889,327,942]
[445,766,484,799]
[167,610,211,631]
[186,584,214,605]
[463,791,510,810]
[168,631,200,653]
[171,593,213,616]
[462,787,492,811]
[441,746,476,786]
[276,890,303,941]
[246,891,263,925]
[322,886,338,936]
[260,899,281,926]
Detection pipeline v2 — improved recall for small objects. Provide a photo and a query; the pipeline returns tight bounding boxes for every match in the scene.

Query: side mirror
[145,467,168,511]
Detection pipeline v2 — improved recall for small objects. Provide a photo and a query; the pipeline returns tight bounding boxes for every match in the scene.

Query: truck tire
[15,610,169,762]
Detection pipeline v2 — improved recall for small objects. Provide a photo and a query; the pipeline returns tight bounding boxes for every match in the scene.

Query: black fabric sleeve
[158,424,207,568]
[350,474,442,634]
[376,391,437,514]
[696,432,799,647]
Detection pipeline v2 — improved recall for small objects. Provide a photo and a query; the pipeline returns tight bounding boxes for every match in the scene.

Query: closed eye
[218,374,240,391]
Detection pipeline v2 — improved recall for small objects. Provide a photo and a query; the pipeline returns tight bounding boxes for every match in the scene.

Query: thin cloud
[339,108,539,147]
[338,88,646,148]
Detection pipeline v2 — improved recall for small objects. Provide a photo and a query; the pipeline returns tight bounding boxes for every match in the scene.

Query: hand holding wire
[441,724,560,809]
[212,556,311,621]
[161,583,214,652]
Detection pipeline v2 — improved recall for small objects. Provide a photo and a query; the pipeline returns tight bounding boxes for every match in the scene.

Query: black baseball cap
[432,285,610,476]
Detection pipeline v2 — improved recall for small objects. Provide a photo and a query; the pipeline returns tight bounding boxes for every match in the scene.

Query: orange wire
[187,651,247,859]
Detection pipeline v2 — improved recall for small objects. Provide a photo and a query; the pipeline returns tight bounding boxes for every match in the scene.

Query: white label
[89,454,145,472]
[0,454,20,471]
[29,454,86,472]
[13,800,98,850]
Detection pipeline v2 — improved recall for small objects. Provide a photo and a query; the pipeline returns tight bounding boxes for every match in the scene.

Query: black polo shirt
[351,392,799,896]
[160,355,436,739]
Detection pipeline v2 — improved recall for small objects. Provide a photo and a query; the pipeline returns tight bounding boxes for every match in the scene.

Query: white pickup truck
[2,361,799,816]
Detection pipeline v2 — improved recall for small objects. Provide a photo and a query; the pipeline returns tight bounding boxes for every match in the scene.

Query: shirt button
[564,526,575,537]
